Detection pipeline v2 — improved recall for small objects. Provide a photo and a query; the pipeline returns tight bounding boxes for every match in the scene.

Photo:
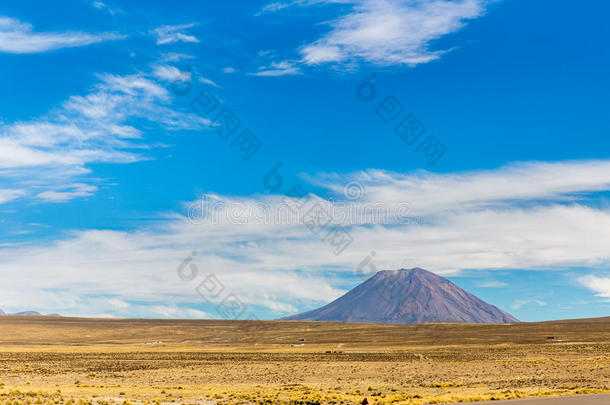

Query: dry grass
[0,316,608,404]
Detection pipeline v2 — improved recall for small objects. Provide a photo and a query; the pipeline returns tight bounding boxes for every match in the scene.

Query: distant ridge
[283,268,518,324]
[0,309,59,316]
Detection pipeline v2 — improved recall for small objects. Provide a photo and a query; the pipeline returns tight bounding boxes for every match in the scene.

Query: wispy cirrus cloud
[2,159,610,317]
[0,189,25,204]
[0,16,124,54]
[250,61,302,76]
[310,160,610,215]
[258,0,491,69]
[0,64,210,204]
[151,23,199,45]
[257,0,350,15]
[476,280,507,288]
[152,64,192,82]
[301,0,488,66]
[36,184,98,203]
[511,299,547,310]
[91,1,123,16]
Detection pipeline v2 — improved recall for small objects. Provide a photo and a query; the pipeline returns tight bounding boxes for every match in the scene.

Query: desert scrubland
[0,316,608,404]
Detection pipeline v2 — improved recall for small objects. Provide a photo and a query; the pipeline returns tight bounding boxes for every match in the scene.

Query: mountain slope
[284,268,518,324]
[0,309,44,316]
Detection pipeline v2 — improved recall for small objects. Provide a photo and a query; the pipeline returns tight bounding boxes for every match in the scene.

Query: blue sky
[0,0,609,321]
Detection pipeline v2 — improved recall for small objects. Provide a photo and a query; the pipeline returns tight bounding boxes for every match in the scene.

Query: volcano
[283,268,518,324]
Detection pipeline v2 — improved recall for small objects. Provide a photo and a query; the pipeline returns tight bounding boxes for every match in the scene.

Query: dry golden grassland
[0,316,608,404]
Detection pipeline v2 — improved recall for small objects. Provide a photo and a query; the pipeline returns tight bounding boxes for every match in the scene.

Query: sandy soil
[0,316,608,404]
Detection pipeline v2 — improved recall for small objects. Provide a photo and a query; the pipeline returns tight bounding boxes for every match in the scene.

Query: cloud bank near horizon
[1,159,610,318]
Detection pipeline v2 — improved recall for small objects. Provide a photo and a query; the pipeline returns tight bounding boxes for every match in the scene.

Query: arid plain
[0,316,608,405]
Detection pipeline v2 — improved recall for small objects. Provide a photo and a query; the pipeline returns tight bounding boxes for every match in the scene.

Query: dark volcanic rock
[283,268,518,324]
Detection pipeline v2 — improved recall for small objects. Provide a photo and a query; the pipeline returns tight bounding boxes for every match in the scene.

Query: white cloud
[222,67,237,74]
[476,280,507,288]
[512,299,547,310]
[198,77,220,87]
[92,1,122,16]
[148,306,212,319]
[151,23,199,45]
[162,52,195,62]
[0,65,210,204]
[3,160,610,317]
[257,0,350,15]
[310,160,610,216]
[0,189,25,204]
[185,308,212,318]
[92,1,106,8]
[303,0,487,66]
[151,64,217,87]
[251,61,302,76]
[259,2,294,14]
[261,0,490,67]
[578,275,610,299]
[152,64,191,82]
[0,16,124,54]
[36,184,98,203]
[104,298,130,309]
